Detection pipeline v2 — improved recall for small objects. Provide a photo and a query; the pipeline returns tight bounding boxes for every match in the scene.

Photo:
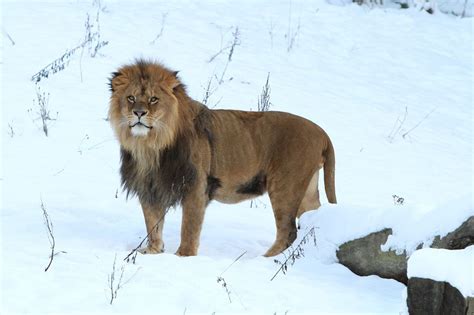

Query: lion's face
[113,80,178,137]
[109,61,182,150]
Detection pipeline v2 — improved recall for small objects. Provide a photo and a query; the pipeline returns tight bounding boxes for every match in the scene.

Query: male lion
[109,60,337,257]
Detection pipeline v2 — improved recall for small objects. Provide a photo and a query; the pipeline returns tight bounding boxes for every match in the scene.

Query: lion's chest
[119,140,197,208]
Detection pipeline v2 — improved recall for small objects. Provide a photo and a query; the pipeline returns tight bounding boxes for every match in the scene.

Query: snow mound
[297,195,472,262]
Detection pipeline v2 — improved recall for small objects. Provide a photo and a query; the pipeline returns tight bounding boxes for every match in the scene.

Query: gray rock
[336,216,473,285]
[407,277,468,315]
[336,228,408,284]
[431,216,474,250]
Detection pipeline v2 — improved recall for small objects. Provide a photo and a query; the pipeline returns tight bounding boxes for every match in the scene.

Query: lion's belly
[212,187,257,204]
[211,171,267,204]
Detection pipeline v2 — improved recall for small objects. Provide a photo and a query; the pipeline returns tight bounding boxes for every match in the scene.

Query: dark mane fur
[120,134,197,208]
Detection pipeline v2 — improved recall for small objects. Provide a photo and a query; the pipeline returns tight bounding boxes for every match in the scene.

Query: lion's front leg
[139,203,165,254]
[176,181,208,257]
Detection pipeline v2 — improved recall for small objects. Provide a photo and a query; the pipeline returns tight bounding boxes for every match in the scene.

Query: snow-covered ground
[1,0,472,314]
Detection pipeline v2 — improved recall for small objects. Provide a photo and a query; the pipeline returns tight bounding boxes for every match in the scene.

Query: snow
[408,246,474,297]
[297,195,473,264]
[1,0,473,314]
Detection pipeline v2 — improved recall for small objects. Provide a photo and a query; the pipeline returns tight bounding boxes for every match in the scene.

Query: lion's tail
[323,138,337,204]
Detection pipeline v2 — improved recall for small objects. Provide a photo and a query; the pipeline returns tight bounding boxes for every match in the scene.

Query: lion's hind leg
[296,170,321,219]
[264,174,310,257]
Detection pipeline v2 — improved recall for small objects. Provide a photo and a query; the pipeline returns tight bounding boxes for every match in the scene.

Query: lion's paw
[138,246,164,255]
[175,246,197,257]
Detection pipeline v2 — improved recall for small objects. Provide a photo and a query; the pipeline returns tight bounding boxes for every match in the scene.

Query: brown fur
[109,59,337,257]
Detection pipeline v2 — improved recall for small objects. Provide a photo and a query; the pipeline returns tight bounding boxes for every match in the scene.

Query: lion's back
[207,109,329,179]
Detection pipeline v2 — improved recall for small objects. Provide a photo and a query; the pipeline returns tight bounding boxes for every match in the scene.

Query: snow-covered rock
[406,246,474,314]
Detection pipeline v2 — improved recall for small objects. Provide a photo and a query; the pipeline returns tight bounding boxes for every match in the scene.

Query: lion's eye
[149,96,159,104]
[127,95,135,103]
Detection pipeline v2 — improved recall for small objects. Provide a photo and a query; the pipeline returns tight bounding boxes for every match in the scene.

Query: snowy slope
[1,0,473,314]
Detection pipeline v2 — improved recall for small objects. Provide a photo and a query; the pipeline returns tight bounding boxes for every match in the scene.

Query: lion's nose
[133,110,148,118]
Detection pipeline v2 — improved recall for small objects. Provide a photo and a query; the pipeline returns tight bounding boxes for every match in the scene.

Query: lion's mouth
[130,121,152,129]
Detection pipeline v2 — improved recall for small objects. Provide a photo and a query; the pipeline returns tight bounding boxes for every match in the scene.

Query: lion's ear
[165,71,182,90]
[109,71,129,92]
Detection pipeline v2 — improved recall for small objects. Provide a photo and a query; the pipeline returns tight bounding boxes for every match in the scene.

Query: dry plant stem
[257,73,272,112]
[216,251,246,304]
[3,30,15,46]
[217,277,232,303]
[270,227,316,281]
[41,199,55,272]
[35,86,54,137]
[462,0,469,17]
[108,254,141,305]
[387,106,408,143]
[31,7,107,83]
[219,251,247,277]
[285,0,301,52]
[109,254,124,305]
[402,107,436,139]
[8,123,14,137]
[202,75,219,106]
[392,194,405,205]
[208,27,230,63]
[208,45,232,63]
[150,12,168,44]
[216,26,240,84]
[227,27,240,62]
[268,20,275,49]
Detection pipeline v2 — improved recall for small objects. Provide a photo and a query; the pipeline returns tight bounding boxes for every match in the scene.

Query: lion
[109,59,337,257]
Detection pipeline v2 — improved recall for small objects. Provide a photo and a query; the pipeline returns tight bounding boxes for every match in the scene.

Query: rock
[336,216,473,285]
[407,277,469,315]
[431,216,474,250]
[336,228,408,284]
